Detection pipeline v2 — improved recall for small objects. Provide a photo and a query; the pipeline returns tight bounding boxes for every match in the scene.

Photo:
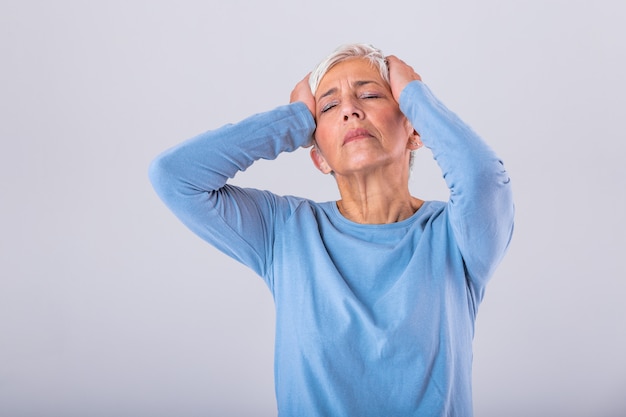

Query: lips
[343,128,372,145]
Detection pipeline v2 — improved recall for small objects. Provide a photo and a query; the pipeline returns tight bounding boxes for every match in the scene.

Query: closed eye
[320,92,382,114]
[321,102,338,113]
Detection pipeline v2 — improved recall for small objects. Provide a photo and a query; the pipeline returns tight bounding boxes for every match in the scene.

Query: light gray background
[1,1,625,416]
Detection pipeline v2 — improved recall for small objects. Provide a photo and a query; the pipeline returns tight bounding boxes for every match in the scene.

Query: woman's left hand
[386,55,422,103]
[290,73,316,118]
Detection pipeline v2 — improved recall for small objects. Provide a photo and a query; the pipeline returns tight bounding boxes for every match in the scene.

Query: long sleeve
[148,102,316,277]
[399,81,514,300]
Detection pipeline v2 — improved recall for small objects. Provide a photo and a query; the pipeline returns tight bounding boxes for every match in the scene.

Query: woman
[150,44,514,416]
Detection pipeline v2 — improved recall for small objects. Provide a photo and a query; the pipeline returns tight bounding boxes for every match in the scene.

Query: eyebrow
[318,80,381,100]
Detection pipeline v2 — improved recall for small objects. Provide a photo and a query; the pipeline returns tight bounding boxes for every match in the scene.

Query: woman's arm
[149,102,315,277]
[388,56,514,296]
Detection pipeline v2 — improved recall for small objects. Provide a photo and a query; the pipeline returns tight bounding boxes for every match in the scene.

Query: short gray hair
[309,43,389,94]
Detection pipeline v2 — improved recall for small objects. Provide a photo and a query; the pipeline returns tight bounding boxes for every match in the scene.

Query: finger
[386,55,404,66]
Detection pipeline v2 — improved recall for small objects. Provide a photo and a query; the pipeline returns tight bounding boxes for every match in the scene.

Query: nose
[341,97,363,121]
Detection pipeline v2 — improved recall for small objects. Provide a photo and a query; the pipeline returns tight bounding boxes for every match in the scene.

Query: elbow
[148,151,179,202]
[148,154,166,192]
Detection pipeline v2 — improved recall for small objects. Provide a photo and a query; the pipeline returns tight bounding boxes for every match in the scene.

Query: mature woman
[150,44,514,416]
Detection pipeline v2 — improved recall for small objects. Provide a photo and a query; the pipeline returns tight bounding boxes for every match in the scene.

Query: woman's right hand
[386,55,422,104]
[290,73,316,119]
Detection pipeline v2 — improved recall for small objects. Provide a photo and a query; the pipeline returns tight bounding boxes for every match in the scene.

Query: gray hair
[308,43,389,94]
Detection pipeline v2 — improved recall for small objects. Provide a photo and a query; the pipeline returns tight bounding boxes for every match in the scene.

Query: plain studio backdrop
[1,1,625,416]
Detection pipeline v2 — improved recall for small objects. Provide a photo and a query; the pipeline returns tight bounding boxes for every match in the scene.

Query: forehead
[316,58,385,96]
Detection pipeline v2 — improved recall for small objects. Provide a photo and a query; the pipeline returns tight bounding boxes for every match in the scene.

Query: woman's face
[311,58,414,176]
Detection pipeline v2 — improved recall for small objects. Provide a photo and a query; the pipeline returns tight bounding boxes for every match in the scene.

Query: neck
[334,168,423,224]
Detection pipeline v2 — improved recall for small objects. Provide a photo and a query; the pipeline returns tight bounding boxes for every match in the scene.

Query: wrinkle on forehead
[317,80,382,101]
[315,59,387,100]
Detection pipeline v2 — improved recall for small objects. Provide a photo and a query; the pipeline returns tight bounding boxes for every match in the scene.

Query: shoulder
[414,200,447,223]
[240,191,329,222]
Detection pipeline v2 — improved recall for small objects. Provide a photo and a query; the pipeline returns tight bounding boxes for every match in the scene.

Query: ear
[404,118,423,151]
[407,129,423,151]
[310,146,333,174]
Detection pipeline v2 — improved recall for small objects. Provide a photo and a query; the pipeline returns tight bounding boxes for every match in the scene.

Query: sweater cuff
[398,80,433,114]
[289,101,316,148]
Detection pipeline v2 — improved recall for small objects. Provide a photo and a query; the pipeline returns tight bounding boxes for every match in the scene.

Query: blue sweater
[149,81,514,416]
